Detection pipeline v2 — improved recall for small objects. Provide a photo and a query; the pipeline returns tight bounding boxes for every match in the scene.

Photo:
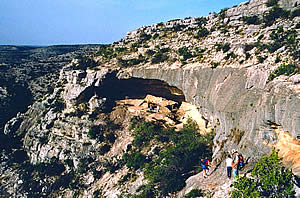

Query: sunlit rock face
[128,64,300,167]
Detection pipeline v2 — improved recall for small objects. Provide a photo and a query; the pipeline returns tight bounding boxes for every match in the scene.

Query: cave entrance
[95,74,185,105]
[77,73,211,132]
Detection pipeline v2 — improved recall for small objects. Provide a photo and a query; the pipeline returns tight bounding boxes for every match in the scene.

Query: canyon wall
[127,64,300,170]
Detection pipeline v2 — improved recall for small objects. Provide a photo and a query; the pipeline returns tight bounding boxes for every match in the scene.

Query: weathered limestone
[127,63,300,165]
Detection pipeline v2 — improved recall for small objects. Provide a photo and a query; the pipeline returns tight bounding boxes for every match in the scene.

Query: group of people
[226,150,244,181]
[200,149,244,181]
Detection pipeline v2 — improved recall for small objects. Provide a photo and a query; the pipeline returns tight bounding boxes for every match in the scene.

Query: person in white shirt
[226,154,233,179]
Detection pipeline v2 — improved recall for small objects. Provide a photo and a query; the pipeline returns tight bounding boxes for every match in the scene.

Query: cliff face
[0,45,103,133]
[1,0,300,197]
[128,64,300,154]
[58,60,300,174]
[125,64,300,195]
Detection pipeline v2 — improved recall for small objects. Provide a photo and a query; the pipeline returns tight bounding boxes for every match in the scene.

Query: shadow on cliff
[76,73,186,113]
[0,79,33,133]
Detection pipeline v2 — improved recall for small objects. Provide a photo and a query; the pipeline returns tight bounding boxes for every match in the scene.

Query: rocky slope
[0,45,103,132]
[1,0,300,197]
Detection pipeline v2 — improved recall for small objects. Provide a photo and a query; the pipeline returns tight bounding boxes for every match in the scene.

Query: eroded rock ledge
[125,63,300,172]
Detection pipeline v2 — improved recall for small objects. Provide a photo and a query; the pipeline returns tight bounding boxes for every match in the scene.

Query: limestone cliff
[1,0,300,197]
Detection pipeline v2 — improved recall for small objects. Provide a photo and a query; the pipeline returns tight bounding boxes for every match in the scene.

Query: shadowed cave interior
[77,73,186,110]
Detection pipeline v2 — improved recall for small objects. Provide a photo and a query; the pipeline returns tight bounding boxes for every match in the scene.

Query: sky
[0,0,246,46]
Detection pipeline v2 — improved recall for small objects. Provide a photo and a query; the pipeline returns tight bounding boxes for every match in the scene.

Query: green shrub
[267,26,299,60]
[64,159,74,167]
[268,63,299,81]
[131,184,155,198]
[225,52,237,60]
[194,27,210,39]
[245,52,251,60]
[146,49,156,56]
[99,143,111,155]
[127,118,214,196]
[253,41,269,54]
[77,157,93,173]
[130,42,140,52]
[195,17,208,27]
[257,55,267,63]
[95,45,115,60]
[244,43,255,52]
[151,51,169,64]
[102,158,123,173]
[144,120,214,196]
[129,116,144,129]
[105,133,116,144]
[139,32,152,43]
[185,189,203,198]
[160,47,169,53]
[152,33,159,39]
[257,34,264,40]
[76,55,97,69]
[118,55,145,67]
[215,43,231,53]
[219,8,228,20]
[92,169,103,179]
[145,163,186,195]
[88,125,104,140]
[52,171,77,190]
[178,46,194,61]
[263,6,290,26]
[266,0,279,7]
[131,121,162,147]
[123,151,148,170]
[232,150,295,198]
[275,56,281,63]
[220,27,229,34]
[35,157,65,177]
[242,15,260,25]
[115,47,128,53]
[172,24,187,31]
[52,99,65,112]
[93,189,103,198]
[211,62,220,69]
[193,47,206,60]
[105,118,121,131]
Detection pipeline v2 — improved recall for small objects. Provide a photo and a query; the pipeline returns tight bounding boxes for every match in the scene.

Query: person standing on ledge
[200,158,212,178]
[232,150,239,181]
[226,154,233,180]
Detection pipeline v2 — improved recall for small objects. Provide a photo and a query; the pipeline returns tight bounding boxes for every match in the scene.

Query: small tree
[232,149,295,198]
[194,27,210,39]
